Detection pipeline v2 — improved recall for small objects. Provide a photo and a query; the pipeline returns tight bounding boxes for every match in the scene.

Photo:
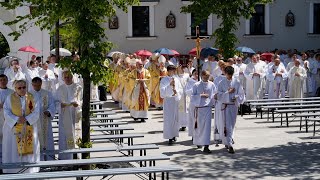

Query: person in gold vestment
[2,80,40,173]
[149,55,167,109]
[128,60,151,122]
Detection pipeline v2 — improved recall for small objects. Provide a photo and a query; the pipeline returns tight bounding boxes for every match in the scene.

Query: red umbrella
[135,49,152,57]
[18,46,40,53]
[171,49,180,56]
[261,52,274,62]
[189,47,201,55]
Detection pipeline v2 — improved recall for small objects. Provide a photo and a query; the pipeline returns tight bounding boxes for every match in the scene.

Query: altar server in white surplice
[217,66,245,154]
[2,80,40,173]
[185,70,198,137]
[288,60,307,98]
[160,65,183,145]
[177,65,190,131]
[30,77,56,161]
[191,70,216,153]
[56,71,83,160]
[244,54,266,100]
[0,75,13,163]
[267,58,288,99]
[212,61,227,146]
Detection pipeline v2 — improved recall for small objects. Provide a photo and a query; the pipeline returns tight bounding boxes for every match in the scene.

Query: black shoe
[203,146,212,154]
[172,137,176,141]
[133,118,138,121]
[228,146,235,154]
[168,139,173,145]
[114,101,119,104]
[225,145,229,149]
[179,127,186,131]
[141,119,146,122]
[215,144,219,147]
[196,145,202,148]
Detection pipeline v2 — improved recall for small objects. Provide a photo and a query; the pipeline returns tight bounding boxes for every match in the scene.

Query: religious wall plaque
[285,10,295,27]
[166,11,176,28]
[109,15,119,29]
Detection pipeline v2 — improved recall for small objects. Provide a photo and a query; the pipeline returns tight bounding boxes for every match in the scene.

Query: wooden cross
[190,26,206,81]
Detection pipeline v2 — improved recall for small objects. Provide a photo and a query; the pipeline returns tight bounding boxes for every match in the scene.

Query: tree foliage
[1,0,140,163]
[0,33,10,58]
[181,0,272,58]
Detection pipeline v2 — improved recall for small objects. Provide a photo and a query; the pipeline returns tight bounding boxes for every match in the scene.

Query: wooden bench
[305,118,320,137]
[42,144,159,157]
[292,113,320,132]
[246,97,320,103]
[0,166,183,180]
[52,116,122,124]
[260,104,320,121]
[54,134,144,145]
[90,108,112,112]
[52,121,128,128]
[0,155,170,174]
[53,126,134,135]
[275,108,320,127]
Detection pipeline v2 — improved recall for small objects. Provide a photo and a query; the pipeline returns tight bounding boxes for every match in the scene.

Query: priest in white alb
[191,70,216,153]
[288,59,307,98]
[244,54,266,100]
[160,65,183,145]
[56,71,83,160]
[267,58,288,99]
[30,77,56,161]
[4,59,26,90]
[2,80,40,173]
[0,74,13,164]
[38,62,56,93]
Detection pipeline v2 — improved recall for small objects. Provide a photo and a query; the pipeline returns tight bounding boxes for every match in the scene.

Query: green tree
[0,33,10,58]
[1,0,139,164]
[181,0,271,58]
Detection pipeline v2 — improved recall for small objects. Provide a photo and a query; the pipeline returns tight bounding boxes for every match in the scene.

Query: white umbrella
[50,48,72,57]
[107,51,122,57]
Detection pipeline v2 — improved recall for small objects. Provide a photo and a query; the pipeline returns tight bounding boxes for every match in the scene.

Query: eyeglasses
[17,86,26,90]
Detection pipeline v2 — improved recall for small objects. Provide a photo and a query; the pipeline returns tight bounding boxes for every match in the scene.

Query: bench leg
[272,109,274,123]
[306,120,308,133]
[280,113,283,126]
[267,108,269,120]
[314,121,316,137]
[299,117,302,131]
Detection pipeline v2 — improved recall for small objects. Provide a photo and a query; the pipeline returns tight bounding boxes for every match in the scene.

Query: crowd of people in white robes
[0,55,88,174]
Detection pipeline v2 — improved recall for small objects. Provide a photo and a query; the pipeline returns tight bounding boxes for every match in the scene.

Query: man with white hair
[267,58,288,99]
[55,71,83,159]
[128,59,151,122]
[288,59,307,98]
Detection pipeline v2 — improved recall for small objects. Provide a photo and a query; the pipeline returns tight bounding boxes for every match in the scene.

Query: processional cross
[190,26,206,81]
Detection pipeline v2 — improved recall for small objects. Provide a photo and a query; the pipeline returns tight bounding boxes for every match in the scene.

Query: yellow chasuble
[11,93,35,156]
[128,69,151,111]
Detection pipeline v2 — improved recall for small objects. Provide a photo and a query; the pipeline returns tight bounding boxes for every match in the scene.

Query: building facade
[0,2,50,64]
[105,0,320,55]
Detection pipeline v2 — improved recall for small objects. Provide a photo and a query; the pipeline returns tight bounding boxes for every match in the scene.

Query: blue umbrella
[154,48,175,55]
[236,46,255,54]
[200,47,219,58]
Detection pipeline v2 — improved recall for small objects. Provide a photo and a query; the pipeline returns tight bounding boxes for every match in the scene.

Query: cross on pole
[190,26,206,81]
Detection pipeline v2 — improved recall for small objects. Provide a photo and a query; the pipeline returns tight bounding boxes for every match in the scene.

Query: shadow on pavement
[168,142,320,179]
